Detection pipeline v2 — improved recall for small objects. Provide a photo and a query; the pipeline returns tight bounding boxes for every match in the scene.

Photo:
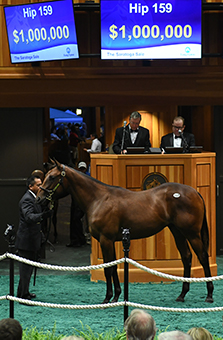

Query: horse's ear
[53,158,61,170]
[49,157,54,164]
[43,161,55,173]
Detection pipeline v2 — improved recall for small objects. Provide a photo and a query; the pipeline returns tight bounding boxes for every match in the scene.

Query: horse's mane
[67,165,125,190]
[47,162,125,191]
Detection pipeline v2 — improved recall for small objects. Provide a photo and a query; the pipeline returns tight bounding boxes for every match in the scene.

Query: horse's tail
[198,192,209,252]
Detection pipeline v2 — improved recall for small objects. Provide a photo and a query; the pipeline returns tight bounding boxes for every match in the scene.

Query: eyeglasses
[172,125,183,130]
[130,120,140,126]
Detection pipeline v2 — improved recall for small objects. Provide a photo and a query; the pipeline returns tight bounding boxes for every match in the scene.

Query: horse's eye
[49,175,55,181]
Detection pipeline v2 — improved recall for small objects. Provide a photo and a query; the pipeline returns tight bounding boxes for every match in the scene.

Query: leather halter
[40,164,66,202]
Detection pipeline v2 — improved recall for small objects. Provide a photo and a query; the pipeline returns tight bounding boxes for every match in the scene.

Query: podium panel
[90,152,217,282]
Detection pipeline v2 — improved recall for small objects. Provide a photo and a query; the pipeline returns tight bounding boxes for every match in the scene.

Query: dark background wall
[0,109,43,253]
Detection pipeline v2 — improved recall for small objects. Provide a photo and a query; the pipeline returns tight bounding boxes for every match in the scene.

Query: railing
[1,227,223,323]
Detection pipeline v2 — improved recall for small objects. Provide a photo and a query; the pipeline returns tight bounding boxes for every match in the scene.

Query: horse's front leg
[52,212,58,243]
[52,201,58,243]
[100,235,116,303]
[103,267,114,303]
[169,225,192,302]
[110,247,121,303]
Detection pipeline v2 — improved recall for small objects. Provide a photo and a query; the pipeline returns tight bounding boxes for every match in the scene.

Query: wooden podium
[90,152,217,282]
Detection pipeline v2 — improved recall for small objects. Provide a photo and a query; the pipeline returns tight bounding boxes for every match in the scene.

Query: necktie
[130,129,138,133]
[175,135,182,139]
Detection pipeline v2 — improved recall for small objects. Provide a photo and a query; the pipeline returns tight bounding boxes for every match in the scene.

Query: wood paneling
[96,165,113,185]
[126,165,155,189]
[197,164,210,186]
[191,106,214,151]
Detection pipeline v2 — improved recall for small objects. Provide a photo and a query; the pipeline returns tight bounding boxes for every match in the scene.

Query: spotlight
[76,108,82,115]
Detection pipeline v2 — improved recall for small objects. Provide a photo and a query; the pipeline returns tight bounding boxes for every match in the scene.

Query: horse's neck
[66,168,101,211]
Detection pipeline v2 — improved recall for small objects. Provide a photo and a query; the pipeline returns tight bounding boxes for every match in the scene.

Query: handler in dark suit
[113,111,151,154]
[160,116,195,152]
[16,175,52,301]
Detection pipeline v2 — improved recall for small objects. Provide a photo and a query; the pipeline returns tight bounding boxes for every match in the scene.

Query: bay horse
[36,159,214,304]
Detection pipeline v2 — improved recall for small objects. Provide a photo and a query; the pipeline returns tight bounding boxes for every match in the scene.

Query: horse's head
[36,159,68,207]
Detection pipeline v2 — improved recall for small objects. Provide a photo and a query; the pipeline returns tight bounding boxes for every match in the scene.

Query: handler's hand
[42,209,53,219]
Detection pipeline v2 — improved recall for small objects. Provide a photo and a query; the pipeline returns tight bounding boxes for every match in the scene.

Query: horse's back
[149,182,197,194]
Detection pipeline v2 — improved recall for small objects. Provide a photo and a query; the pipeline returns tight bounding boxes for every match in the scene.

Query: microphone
[178,130,185,139]
[178,130,188,152]
[121,121,127,152]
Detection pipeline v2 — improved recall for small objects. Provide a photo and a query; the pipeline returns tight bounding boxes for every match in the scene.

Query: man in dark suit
[160,116,195,152]
[16,175,52,301]
[112,111,151,154]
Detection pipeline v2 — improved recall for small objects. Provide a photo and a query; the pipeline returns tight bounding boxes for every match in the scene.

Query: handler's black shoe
[66,242,75,247]
[66,242,82,247]
[18,295,32,305]
[29,292,36,298]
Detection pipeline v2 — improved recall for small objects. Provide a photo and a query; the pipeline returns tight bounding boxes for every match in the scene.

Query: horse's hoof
[176,296,184,302]
[102,298,110,304]
[111,297,119,303]
[205,297,213,303]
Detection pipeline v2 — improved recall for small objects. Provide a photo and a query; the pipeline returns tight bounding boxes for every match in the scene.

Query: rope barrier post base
[4,224,16,319]
[122,228,130,323]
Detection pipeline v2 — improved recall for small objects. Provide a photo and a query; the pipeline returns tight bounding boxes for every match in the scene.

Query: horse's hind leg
[169,225,192,302]
[111,248,121,303]
[189,237,214,303]
[202,253,214,303]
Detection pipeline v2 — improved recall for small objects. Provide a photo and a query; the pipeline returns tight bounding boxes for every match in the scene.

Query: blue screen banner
[4,0,79,63]
[101,0,202,59]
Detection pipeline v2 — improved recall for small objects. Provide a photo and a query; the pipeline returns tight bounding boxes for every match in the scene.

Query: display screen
[101,0,202,59]
[4,0,79,63]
